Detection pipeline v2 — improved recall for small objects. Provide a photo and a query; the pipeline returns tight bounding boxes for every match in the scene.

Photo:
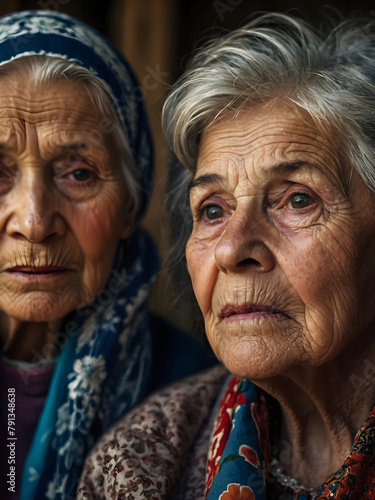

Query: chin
[218,339,297,381]
[6,293,78,324]
[223,359,284,382]
[15,310,68,324]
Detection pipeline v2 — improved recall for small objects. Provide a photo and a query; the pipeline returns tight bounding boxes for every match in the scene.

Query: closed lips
[220,304,288,318]
[6,266,68,273]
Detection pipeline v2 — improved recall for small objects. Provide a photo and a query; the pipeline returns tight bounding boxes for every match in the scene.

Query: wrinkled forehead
[196,101,349,190]
[0,9,147,153]
[0,75,105,125]
[0,9,154,218]
[0,76,121,167]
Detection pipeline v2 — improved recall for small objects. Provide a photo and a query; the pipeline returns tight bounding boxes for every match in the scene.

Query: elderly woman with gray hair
[0,10,216,500]
[79,12,375,500]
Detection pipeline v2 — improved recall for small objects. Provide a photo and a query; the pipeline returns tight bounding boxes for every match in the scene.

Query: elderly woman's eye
[203,204,224,220]
[289,192,315,209]
[70,168,93,182]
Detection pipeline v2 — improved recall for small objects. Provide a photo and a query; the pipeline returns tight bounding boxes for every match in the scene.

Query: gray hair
[163,12,375,191]
[0,55,140,217]
[162,12,375,325]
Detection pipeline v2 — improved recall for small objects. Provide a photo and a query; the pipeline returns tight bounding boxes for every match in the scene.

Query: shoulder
[78,365,228,499]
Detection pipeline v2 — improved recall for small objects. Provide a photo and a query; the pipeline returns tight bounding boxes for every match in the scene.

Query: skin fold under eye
[269,186,323,230]
[53,157,102,201]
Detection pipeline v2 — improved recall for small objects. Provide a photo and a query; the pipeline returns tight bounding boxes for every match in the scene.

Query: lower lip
[223,311,288,323]
[6,270,68,280]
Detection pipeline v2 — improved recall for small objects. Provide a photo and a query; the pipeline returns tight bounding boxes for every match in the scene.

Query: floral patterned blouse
[78,365,375,499]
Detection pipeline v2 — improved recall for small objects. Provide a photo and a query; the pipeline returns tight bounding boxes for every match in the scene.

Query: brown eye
[71,169,92,181]
[204,205,224,220]
[290,193,314,209]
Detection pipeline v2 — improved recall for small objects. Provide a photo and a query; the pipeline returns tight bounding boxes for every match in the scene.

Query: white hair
[0,55,140,217]
[163,12,375,193]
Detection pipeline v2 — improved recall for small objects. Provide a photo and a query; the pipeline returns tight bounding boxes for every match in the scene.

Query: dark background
[0,0,374,331]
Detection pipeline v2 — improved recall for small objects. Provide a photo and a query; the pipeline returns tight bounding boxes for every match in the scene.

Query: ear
[120,215,134,240]
[120,217,134,240]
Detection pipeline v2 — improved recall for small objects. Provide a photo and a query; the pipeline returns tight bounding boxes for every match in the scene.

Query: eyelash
[193,187,318,223]
[194,199,229,223]
[279,188,317,211]
[56,157,97,181]
[65,167,95,183]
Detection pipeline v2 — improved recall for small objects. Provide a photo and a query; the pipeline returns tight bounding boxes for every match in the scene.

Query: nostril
[9,228,61,244]
[11,232,31,241]
[6,207,66,242]
[45,232,60,241]
[215,239,275,273]
[237,258,261,267]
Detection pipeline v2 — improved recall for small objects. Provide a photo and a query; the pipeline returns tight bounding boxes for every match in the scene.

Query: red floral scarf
[205,375,375,499]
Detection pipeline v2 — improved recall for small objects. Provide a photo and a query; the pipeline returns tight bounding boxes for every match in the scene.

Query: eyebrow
[188,173,225,196]
[261,160,323,178]
[57,143,92,152]
[0,142,94,153]
[56,143,105,167]
[188,161,323,195]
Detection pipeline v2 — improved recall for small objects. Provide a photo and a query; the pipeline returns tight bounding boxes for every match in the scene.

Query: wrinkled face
[0,75,131,324]
[186,102,375,380]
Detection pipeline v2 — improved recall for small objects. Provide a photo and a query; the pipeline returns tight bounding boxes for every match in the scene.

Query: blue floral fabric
[0,10,157,500]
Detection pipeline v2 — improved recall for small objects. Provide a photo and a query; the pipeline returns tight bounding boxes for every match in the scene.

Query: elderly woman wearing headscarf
[79,12,375,500]
[0,10,215,500]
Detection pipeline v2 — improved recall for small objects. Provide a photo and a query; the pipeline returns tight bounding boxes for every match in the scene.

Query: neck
[1,317,64,362]
[255,338,375,489]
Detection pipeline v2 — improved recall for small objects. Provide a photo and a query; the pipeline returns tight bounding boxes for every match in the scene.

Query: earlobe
[120,219,134,240]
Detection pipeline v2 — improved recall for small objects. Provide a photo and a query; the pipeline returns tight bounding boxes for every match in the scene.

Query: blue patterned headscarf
[0,10,157,500]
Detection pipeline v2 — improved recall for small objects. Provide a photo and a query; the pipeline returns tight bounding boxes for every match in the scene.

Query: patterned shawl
[206,375,375,500]
[0,10,156,500]
[78,366,375,499]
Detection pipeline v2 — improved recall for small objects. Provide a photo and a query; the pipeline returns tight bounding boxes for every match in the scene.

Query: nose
[214,210,275,274]
[5,175,66,243]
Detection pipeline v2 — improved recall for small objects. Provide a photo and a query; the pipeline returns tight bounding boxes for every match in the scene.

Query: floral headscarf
[0,10,156,500]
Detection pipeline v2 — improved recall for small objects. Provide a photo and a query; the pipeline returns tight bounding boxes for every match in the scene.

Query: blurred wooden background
[0,0,374,333]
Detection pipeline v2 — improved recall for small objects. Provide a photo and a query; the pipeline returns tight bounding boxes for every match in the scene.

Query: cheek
[71,194,126,293]
[75,193,126,255]
[186,238,217,316]
[283,229,355,300]
[73,214,117,263]
[281,230,361,351]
